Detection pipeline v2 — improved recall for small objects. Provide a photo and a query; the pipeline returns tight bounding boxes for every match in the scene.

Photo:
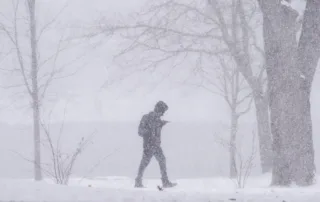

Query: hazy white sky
[0,0,238,124]
[0,0,312,124]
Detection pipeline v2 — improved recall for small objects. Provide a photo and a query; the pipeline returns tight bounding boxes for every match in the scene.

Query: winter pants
[136,145,168,181]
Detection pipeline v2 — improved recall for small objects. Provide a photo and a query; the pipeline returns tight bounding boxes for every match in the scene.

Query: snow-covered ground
[1,175,320,202]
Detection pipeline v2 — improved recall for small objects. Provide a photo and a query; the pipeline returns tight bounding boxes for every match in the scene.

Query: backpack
[138,114,150,137]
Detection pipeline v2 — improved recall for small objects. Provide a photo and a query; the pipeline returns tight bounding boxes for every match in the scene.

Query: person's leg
[154,147,168,180]
[154,147,177,187]
[135,148,153,187]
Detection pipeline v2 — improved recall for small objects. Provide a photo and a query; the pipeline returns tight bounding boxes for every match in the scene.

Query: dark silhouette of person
[135,101,177,188]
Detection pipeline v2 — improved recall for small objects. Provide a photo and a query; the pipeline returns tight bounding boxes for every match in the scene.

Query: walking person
[135,101,177,188]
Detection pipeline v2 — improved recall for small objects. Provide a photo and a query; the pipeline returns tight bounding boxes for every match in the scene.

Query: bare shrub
[214,131,258,188]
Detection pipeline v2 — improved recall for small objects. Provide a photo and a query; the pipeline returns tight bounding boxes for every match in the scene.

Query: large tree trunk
[254,95,272,173]
[230,110,238,178]
[258,0,320,186]
[28,0,42,181]
[290,0,320,185]
[262,2,298,185]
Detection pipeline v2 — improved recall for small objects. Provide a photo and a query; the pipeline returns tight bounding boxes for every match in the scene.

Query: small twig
[78,148,120,184]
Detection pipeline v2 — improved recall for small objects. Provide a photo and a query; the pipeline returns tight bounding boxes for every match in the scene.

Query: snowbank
[1,176,320,202]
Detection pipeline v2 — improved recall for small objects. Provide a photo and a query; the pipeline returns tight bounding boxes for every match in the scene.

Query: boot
[161,177,177,188]
[134,178,144,188]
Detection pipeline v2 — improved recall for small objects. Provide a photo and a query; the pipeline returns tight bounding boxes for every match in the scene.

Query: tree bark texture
[28,0,42,181]
[254,95,273,173]
[230,110,238,178]
[257,0,320,186]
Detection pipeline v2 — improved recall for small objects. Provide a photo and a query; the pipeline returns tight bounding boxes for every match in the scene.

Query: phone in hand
[161,120,170,126]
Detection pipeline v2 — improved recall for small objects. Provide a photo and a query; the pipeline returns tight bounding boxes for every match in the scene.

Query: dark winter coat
[138,111,166,148]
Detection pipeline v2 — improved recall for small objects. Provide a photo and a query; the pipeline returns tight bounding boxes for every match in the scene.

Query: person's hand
[161,120,170,126]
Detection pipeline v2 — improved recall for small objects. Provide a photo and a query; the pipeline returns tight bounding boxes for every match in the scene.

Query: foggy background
[0,0,320,180]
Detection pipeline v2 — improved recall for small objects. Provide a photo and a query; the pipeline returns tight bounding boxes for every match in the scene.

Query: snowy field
[1,175,320,202]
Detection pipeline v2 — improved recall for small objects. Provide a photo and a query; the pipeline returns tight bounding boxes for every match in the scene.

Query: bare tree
[195,54,252,178]
[256,0,320,186]
[0,0,83,180]
[29,0,42,181]
[95,0,272,173]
